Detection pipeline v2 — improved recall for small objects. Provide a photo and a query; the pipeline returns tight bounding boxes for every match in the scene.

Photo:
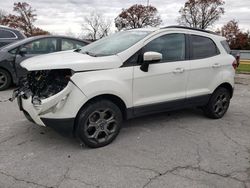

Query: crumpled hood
[21,50,123,71]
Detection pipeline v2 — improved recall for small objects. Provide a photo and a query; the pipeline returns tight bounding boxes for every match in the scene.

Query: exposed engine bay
[13,69,72,103]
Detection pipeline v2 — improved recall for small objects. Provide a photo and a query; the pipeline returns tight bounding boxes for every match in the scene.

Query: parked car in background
[15,26,236,148]
[0,25,26,48]
[0,35,90,90]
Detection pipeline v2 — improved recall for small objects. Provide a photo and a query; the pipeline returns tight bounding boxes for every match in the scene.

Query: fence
[231,50,250,60]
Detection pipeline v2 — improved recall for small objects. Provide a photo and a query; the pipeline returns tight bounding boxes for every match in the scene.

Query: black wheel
[203,87,231,119]
[0,68,12,91]
[76,100,123,148]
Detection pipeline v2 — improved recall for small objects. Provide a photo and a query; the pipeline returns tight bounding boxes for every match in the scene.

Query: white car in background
[14,26,236,148]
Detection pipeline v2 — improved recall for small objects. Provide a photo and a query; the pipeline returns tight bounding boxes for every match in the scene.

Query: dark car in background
[0,26,26,48]
[0,35,90,90]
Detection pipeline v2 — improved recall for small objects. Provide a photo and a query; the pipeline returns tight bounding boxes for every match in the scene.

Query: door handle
[173,68,184,73]
[212,63,221,68]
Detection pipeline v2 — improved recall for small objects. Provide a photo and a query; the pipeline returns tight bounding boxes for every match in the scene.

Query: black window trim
[188,34,220,60]
[0,29,18,39]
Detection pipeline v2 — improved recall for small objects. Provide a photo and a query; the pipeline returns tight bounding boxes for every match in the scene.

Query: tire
[203,87,231,119]
[76,99,123,148]
[0,68,12,91]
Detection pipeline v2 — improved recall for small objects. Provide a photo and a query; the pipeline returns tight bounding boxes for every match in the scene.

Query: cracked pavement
[0,74,250,188]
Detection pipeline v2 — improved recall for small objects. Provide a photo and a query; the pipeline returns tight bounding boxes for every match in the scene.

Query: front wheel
[203,87,231,119]
[0,68,12,91]
[76,100,123,148]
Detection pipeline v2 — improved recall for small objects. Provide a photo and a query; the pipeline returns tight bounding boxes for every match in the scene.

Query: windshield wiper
[82,51,97,57]
[74,48,81,52]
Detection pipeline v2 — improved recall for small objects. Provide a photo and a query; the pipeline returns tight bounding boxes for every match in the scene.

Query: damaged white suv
[14,26,236,148]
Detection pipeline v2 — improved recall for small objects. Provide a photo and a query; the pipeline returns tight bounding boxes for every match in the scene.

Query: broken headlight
[18,69,73,101]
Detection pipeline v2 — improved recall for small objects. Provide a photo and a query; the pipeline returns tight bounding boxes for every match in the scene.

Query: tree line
[0,1,249,50]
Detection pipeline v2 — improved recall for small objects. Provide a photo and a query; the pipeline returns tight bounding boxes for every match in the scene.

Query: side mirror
[19,47,27,57]
[140,51,162,72]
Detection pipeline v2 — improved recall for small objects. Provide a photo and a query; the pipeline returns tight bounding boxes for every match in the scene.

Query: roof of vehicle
[1,35,90,51]
[131,26,225,41]
[160,26,225,40]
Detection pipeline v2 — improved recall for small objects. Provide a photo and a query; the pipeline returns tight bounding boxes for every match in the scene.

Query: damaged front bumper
[15,81,88,136]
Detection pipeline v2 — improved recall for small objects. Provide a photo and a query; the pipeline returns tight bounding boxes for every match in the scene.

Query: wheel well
[73,94,127,134]
[215,83,233,98]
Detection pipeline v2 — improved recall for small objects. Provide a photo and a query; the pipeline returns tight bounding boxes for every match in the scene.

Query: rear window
[190,35,219,59]
[221,40,231,54]
[0,29,17,39]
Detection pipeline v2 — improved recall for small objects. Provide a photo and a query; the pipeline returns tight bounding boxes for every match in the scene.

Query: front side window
[190,35,219,59]
[0,29,17,39]
[61,39,86,51]
[80,30,151,56]
[23,38,57,54]
[143,33,186,62]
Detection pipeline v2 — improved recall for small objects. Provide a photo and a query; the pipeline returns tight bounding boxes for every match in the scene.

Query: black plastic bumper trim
[41,118,75,137]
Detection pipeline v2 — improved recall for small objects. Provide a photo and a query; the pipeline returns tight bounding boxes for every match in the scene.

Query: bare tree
[115,4,162,31]
[178,0,225,29]
[82,12,111,41]
[220,20,250,50]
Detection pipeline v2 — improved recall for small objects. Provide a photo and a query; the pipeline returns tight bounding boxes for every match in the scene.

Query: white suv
[15,26,236,148]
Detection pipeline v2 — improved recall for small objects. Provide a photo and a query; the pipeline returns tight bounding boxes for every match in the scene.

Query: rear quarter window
[190,35,219,59]
[220,40,231,54]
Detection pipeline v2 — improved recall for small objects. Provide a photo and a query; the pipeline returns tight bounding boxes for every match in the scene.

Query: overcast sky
[1,0,250,35]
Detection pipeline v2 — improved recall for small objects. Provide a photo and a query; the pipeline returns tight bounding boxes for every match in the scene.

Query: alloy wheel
[213,93,229,116]
[84,108,118,144]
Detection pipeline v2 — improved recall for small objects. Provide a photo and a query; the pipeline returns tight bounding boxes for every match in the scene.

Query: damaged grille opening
[19,69,73,101]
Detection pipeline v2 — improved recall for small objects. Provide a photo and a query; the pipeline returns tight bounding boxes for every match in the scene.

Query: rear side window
[61,39,87,51]
[0,29,17,39]
[190,35,219,59]
[221,40,231,54]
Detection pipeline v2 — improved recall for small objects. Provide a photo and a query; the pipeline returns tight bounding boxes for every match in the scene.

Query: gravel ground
[0,74,250,188]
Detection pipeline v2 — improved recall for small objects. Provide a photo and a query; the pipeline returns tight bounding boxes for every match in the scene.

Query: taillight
[232,60,237,70]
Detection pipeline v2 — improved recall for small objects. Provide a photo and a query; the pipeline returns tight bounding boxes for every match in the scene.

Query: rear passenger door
[186,35,220,99]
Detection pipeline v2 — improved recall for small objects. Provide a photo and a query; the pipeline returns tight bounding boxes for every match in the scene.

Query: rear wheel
[0,68,12,91]
[76,100,123,148]
[203,87,231,119]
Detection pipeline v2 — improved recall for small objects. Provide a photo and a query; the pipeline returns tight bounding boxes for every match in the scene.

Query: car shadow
[21,107,205,150]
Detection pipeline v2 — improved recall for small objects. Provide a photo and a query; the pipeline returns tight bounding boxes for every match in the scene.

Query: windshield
[79,30,152,56]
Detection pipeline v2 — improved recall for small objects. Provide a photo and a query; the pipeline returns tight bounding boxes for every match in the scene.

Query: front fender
[71,67,133,108]
[0,59,18,84]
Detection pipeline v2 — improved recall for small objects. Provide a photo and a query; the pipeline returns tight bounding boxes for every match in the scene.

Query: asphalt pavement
[0,74,250,188]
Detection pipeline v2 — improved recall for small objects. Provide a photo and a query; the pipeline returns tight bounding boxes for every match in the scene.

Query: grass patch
[237,63,250,73]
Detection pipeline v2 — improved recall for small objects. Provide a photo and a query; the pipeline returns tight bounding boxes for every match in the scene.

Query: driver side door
[133,33,189,115]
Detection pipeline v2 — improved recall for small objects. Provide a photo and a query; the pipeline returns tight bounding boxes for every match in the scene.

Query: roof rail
[161,25,218,35]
